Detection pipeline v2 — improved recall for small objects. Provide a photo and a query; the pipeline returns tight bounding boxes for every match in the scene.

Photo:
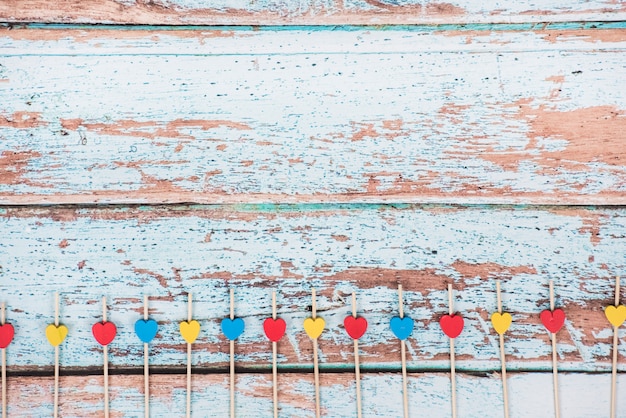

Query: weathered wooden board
[2,372,622,417]
[0,205,623,371]
[1,0,625,25]
[1,26,625,205]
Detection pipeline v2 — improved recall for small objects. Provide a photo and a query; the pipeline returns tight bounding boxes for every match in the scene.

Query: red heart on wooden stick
[540,308,566,333]
[344,316,368,340]
[0,324,15,349]
[263,318,286,342]
[92,321,117,346]
[440,314,464,338]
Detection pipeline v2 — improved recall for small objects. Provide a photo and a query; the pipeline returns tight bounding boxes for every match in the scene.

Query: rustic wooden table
[0,1,625,417]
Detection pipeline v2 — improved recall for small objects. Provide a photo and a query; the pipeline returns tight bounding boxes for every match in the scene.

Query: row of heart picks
[2,304,625,349]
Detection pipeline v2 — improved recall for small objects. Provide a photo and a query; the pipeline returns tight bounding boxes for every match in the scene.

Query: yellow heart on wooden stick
[605,305,626,328]
[303,317,325,339]
[490,312,512,335]
[179,320,201,344]
[46,324,68,347]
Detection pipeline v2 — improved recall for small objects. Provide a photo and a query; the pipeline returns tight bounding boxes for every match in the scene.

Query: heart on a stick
[605,305,626,328]
[540,308,566,333]
[490,312,512,335]
[390,316,414,340]
[180,320,201,344]
[46,324,68,347]
[263,318,286,342]
[92,321,117,346]
[440,314,464,339]
[0,323,15,349]
[303,317,325,339]
[344,316,368,340]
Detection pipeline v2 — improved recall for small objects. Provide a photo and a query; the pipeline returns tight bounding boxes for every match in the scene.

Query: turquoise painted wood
[0,205,623,372]
[1,0,625,25]
[0,4,625,415]
[1,26,625,205]
[3,373,622,418]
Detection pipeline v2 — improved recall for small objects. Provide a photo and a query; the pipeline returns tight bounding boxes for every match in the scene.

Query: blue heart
[135,319,158,343]
[221,317,245,341]
[390,316,414,340]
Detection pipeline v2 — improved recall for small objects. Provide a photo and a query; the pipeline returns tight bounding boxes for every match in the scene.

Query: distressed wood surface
[2,372,623,417]
[1,0,625,25]
[0,205,623,371]
[1,26,625,205]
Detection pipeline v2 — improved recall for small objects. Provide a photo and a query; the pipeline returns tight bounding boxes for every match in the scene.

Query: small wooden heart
[180,320,201,344]
[344,316,367,340]
[540,308,565,334]
[221,317,245,341]
[605,305,626,328]
[46,324,68,347]
[440,314,464,339]
[92,321,117,346]
[263,318,286,342]
[303,317,325,339]
[0,323,15,349]
[490,312,512,335]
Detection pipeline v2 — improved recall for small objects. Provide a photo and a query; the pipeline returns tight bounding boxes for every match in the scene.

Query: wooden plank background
[1,1,625,417]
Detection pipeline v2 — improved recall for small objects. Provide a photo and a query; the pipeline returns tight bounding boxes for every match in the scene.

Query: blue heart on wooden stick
[390,316,414,340]
[221,317,245,340]
[135,319,158,343]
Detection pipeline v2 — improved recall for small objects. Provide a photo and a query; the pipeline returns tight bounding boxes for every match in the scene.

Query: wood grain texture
[0,0,625,25]
[0,205,623,371]
[2,372,622,417]
[1,26,625,205]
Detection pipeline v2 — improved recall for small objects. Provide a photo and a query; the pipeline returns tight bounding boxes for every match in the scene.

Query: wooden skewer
[186,292,192,418]
[103,297,110,418]
[611,276,621,418]
[398,285,409,418]
[230,289,235,418]
[1,303,6,418]
[312,288,321,418]
[352,292,363,418]
[54,292,60,418]
[272,291,278,418]
[496,281,510,418]
[549,280,560,418]
[448,284,457,418]
[144,295,149,418]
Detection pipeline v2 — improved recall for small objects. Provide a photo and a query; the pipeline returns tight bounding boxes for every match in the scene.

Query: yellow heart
[490,312,512,335]
[180,320,201,344]
[46,324,68,347]
[605,305,626,328]
[303,317,325,339]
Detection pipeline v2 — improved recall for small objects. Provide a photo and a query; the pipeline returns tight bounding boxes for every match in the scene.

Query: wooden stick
[398,285,408,418]
[272,291,278,418]
[54,292,60,418]
[1,303,6,418]
[186,292,192,418]
[496,281,510,418]
[103,297,110,418]
[611,276,621,418]
[448,284,457,418]
[230,289,235,418]
[144,295,149,418]
[312,288,321,418]
[352,293,363,418]
[549,280,560,418]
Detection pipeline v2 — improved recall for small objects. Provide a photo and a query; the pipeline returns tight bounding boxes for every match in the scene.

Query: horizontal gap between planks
[3,21,626,32]
[4,365,619,378]
[1,203,626,212]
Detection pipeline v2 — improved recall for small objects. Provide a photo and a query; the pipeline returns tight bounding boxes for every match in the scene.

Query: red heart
[263,318,286,342]
[440,314,464,338]
[0,324,15,349]
[344,316,368,340]
[92,321,117,346]
[540,308,566,333]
